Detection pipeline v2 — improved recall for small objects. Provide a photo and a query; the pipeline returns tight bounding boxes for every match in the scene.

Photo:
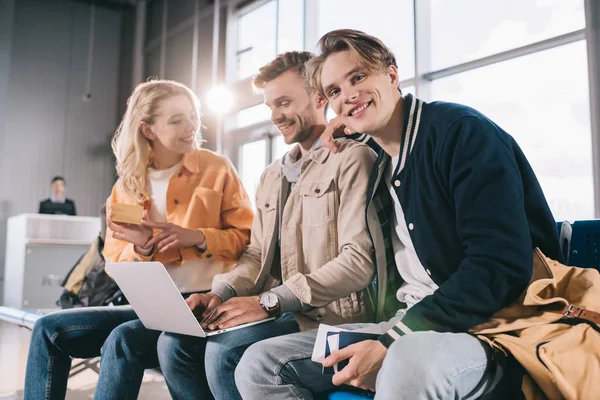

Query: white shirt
[386,155,439,309]
[146,162,224,293]
[147,162,181,223]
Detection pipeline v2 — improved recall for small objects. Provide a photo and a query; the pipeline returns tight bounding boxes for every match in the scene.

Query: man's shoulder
[65,198,75,205]
[329,139,377,164]
[262,159,282,178]
[39,198,51,205]
[424,100,498,136]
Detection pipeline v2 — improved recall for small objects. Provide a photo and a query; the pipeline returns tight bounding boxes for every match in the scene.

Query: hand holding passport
[323,331,381,374]
[311,323,387,374]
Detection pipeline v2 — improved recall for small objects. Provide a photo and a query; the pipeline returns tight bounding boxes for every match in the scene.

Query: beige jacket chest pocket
[299,179,337,227]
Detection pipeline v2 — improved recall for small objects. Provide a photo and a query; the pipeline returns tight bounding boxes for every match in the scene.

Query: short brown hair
[306,29,398,97]
[252,51,314,91]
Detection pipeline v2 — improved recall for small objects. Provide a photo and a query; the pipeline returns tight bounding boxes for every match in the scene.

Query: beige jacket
[472,248,600,400]
[213,140,378,331]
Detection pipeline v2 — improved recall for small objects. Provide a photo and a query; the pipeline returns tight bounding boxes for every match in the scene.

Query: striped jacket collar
[395,93,424,176]
[372,94,425,189]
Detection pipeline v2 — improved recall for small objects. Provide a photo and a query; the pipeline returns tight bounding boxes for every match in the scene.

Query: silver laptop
[106,261,274,337]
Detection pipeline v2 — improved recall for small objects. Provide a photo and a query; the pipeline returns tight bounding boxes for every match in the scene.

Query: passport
[321,331,381,374]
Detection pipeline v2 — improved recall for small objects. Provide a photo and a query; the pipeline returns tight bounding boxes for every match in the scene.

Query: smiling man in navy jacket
[235,29,562,400]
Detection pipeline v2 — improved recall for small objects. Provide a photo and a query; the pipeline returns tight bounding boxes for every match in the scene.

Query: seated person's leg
[205,315,300,400]
[376,331,503,400]
[94,319,163,400]
[236,324,368,400]
[24,305,137,400]
[157,332,212,400]
[157,314,300,400]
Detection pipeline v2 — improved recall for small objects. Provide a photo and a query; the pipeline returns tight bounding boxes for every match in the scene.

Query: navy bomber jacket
[354,94,561,347]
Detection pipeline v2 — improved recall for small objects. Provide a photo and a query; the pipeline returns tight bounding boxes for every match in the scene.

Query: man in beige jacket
[154,51,379,400]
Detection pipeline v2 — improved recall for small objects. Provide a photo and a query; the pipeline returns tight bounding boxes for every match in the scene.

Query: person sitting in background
[24,79,254,400]
[38,176,76,215]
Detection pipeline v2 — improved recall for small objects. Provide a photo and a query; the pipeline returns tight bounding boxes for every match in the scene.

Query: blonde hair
[111,79,202,203]
[306,29,398,98]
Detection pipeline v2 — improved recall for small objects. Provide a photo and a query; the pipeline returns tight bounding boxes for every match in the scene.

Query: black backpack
[57,236,128,308]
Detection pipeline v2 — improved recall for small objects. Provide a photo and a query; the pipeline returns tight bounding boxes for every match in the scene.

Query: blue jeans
[23,305,163,400]
[157,312,300,400]
[235,320,504,400]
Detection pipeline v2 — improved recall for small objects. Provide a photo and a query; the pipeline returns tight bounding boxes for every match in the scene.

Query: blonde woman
[24,80,253,400]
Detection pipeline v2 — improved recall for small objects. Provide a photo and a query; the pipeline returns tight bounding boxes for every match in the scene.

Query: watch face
[261,292,278,308]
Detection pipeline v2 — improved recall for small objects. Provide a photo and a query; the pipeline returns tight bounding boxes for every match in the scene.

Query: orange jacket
[103,149,254,266]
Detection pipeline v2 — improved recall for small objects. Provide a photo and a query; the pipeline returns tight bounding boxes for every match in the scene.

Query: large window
[316,0,415,82]
[432,41,592,221]
[235,103,271,129]
[240,139,268,208]
[227,0,597,219]
[236,0,304,80]
[430,0,585,69]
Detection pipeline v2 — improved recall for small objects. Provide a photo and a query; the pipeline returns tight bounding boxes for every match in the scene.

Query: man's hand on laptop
[202,296,268,331]
[186,293,222,317]
[321,116,354,154]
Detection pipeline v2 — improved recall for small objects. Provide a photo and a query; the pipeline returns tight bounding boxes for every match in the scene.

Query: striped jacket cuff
[378,312,426,348]
[378,320,412,348]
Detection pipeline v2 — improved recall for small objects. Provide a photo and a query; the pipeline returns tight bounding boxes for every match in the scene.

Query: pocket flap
[299,179,335,198]
[256,196,277,211]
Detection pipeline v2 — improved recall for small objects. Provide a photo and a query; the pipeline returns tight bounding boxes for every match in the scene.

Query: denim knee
[379,333,449,385]
[101,322,139,360]
[204,335,241,363]
[234,341,270,388]
[376,332,490,398]
[32,314,57,341]
[32,313,75,350]
[156,332,189,373]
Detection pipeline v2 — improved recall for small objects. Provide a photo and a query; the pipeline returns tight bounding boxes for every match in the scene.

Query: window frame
[223,0,600,217]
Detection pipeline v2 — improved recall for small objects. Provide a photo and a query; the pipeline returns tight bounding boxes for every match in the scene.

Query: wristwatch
[259,291,281,317]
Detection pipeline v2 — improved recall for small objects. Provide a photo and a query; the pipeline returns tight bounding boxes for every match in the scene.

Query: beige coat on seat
[471,248,600,400]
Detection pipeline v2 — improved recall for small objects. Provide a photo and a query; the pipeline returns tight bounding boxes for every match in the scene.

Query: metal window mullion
[304,0,318,52]
[191,0,200,92]
[159,0,168,79]
[585,0,600,217]
[275,0,280,54]
[414,0,432,100]
[225,1,238,84]
[266,134,274,164]
[424,30,585,81]
[146,0,235,52]
[237,0,273,17]
[132,1,146,87]
[398,77,417,90]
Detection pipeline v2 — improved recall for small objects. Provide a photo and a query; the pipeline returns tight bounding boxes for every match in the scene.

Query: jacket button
[408,223,414,230]
[314,188,320,194]
[178,172,183,177]
[174,199,179,205]
[265,203,270,208]
[394,180,401,187]
[206,253,212,258]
